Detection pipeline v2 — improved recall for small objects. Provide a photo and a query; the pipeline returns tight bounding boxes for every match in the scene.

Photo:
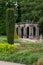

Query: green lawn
[0,36,43,65]
[0,36,22,43]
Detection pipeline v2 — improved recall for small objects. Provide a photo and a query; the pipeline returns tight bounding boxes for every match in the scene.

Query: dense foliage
[0,1,6,35]
[0,0,43,35]
[6,8,15,44]
[0,43,18,53]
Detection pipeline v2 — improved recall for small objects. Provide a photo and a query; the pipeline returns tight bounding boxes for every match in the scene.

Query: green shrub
[9,50,38,64]
[0,43,18,53]
[0,49,43,64]
[28,54,38,64]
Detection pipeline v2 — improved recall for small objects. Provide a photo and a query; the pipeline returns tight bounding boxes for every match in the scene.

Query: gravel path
[0,61,25,65]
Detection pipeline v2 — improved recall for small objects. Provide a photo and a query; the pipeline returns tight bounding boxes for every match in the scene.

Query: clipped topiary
[6,8,15,44]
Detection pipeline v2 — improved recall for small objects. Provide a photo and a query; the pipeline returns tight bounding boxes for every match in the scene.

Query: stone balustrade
[15,22,39,39]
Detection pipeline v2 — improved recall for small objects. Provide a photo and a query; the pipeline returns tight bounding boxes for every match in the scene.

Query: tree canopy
[0,0,43,35]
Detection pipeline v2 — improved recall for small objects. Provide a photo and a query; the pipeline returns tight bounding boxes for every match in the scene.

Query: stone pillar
[29,26,33,39]
[23,27,27,38]
[36,26,39,39]
[20,27,22,38]
[18,26,21,38]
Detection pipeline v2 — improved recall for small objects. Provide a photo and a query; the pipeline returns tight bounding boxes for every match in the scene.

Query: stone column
[29,26,33,39]
[35,26,39,39]
[23,27,27,38]
[18,26,21,38]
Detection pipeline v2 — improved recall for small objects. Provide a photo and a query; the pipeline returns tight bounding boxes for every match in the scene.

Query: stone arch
[27,27,29,38]
[21,27,24,38]
[33,26,36,37]
[16,27,18,35]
